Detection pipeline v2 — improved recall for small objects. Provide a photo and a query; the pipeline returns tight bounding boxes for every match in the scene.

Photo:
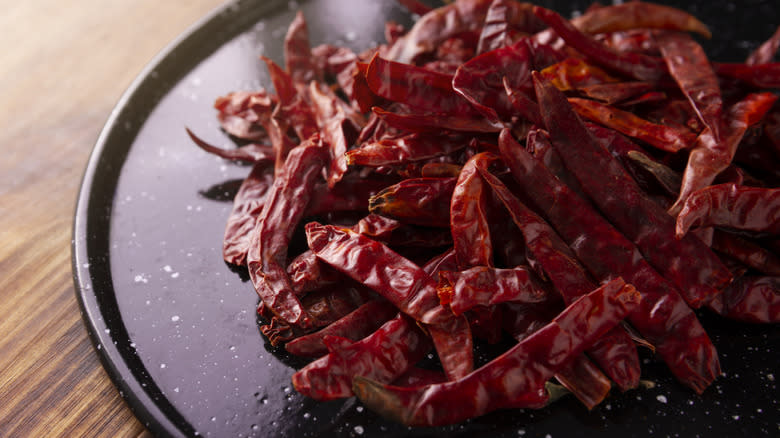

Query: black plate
[73,1,779,437]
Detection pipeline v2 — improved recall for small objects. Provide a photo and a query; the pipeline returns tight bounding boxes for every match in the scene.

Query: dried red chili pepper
[352,278,640,426]
[371,106,503,133]
[262,56,318,143]
[221,161,275,266]
[670,92,778,215]
[451,154,495,268]
[676,183,780,237]
[308,82,364,188]
[577,81,654,105]
[747,25,780,66]
[655,31,723,142]
[365,54,479,117]
[715,62,780,89]
[712,231,780,276]
[498,130,721,393]
[357,213,453,248]
[285,300,399,358]
[437,266,548,314]
[475,154,641,391]
[305,222,474,380]
[533,72,732,308]
[346,132,469,167]
[287,249,343,295]
[284,11,320,84]
[213,89,275,142]
[292,313,432,400]
[708,276,780,324]
[539,57,620,91]
[533,6,668,81]
[570,2,711,38]
[569,97,696,152]
[247,136,327,330]
[186,128,274,163]
[369,177,455,227]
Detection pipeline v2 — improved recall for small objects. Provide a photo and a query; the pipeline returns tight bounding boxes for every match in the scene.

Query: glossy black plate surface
[72,1,779,437]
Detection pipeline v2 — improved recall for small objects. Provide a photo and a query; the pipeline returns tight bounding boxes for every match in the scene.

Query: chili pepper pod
[532,71,732,309]
[352,278,640,427]
[669,92,778,216]
[676,183,780,237]
[285,299,398,358]
[475,154,641,392]
[437,266,548,314]
[746,25,780,66]
[368,177,456,227]
[708,276,780,324]
[498,129,721,393]
[292,313,432,400]
[305,222,474,380]
[247,136,327,330]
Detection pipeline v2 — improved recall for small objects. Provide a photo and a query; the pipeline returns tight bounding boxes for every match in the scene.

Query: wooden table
[0,1,225,436]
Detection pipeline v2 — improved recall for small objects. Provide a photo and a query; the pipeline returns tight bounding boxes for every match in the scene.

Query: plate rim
[71,1,245,437]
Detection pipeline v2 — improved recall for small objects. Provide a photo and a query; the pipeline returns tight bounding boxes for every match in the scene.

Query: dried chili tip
[185,127,274,163]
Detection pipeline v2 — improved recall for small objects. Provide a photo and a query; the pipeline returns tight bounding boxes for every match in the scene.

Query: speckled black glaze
[73,1,779,437]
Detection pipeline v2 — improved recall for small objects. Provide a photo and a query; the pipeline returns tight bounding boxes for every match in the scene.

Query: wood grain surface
[0,1,225,436]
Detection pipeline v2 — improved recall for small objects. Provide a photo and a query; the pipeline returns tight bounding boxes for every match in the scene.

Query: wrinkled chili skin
[476,154,641,391]
[247,137,327,329]
[712,231,780,276]
[670,92,778,215]
[369,177,456,227]
[438,266,548,315]
[285,300,398,358]
[352,279,640,427]
[292,314,432,400]
[714,63,780,89]
[568,97,696,152]
[305,222,474,379]
[498,130,721,393]
[533,6,667,81]
[221,161,275,266]
[284,11,320,84]
[655,31,723,142]
[709,276,780,324]
[533,73,732,309]
[451,154,496,268]
[676,184,780,237]
[747,26,780,66]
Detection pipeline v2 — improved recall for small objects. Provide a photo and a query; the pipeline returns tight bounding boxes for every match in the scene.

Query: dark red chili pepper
[577,81,655,105]
[451,154,495,268]
[712,231,780,276]
[369,177,455,228]
[498,130,721,393]
[570,2,711,38]
[676,183,780,237]
[747,25,780,65]
[475,0,514,54]
[396,0,433,16]
[213,90,275,142]
[287,249,343,295]
[670,92,778,215]
[437,266,548,315]
[533,72,732,308]
[385,0,493,64]
[568,97,696,152]
[262,56,318,142]
[453,39,535,122]
[365,54,479,117]
[285,300,398,357]
[352,278,640,426]
[284,11,320,84]
[715,62,780,89]
[301,283,376,327]
[305,222,474,379]
[475,154,641,391]
[421,162,463,178]
[533,6,668,82]
[221,161,275,266]
[708,276,780,324]
[539,57,620,91]
[346,132,469,167]
[371,106,503,133]
[357,213,453,248]
[292,313,432,400]
[655,31,723,142]
[186,128,274,163]
[392,367,447,387]
[247,136,327,330]
[503,76,542,125]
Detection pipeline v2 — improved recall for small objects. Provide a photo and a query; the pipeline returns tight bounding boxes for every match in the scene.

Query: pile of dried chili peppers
[189,0,780,427]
